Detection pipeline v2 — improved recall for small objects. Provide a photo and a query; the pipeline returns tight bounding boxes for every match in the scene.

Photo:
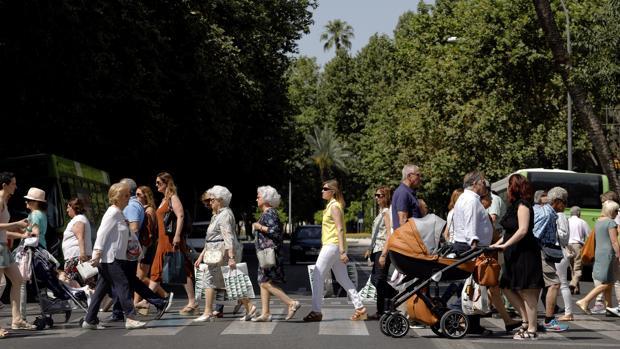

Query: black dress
[499,199,544,290]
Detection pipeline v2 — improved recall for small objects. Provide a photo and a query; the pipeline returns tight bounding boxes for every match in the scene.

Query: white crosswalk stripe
[125,318,193,336]
[572,315,620,341]
[318,308,369,335]
[220,308,284,335]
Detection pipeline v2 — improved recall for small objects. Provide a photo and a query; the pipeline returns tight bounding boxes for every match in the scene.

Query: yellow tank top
[322,199,346,248]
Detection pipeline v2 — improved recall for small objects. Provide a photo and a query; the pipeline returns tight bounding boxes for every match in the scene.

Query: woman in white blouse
[61,197,93,288]
[82,182,146,330]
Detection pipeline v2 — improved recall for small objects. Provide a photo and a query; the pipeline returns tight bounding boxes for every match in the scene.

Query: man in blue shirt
[391,164,422,230]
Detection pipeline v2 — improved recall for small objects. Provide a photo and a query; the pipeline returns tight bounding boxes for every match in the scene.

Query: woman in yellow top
[303,179,366,322]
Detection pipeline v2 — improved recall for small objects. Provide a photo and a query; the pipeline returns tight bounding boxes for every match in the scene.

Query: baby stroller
[16,242,89,330]
[379,220,492,339]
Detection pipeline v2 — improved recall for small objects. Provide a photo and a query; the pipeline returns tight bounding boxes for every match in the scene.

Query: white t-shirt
[62,214,93,259]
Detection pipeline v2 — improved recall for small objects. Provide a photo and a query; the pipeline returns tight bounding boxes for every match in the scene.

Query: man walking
[567,206,589,295]
[391,164,422,230]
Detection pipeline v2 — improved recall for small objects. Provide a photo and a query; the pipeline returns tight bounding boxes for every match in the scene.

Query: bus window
[528,172,603,209]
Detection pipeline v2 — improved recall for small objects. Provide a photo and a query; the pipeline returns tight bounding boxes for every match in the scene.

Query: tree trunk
[532,0,620,193]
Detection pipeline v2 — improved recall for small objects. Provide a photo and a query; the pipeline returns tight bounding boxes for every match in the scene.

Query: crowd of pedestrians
[1,165,620,341]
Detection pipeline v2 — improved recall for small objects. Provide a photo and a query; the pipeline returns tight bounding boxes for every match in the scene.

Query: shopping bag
[221,262,255,300]
[194,264,207,302]
[77,261,99,280]
[162,251,187,285]
[461,275,490,315]
[358,276,377,302]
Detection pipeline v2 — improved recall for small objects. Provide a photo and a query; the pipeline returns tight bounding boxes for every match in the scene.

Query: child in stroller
[14,242,90,330]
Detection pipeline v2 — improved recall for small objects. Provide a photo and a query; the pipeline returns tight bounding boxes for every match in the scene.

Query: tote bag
[162,251,187,285]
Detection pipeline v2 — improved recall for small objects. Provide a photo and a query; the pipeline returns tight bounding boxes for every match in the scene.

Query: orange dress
[150,199,193,282]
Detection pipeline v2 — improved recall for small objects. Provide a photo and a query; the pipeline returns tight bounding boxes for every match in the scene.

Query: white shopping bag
[308,263,358,298]
[221,262,255,300]
[461,275,490,315]
[358,276,377,302]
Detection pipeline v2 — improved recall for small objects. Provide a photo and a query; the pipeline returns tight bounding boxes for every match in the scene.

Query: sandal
[0,328,8,338]
[11,319,36,330]
[179,304,199,316]
[505,321,523,333]
[303,311,323,322]
[285,301,301,320]
[513,330,538,340]
[240,304,257,321]
[575,300,591,315]
[350,307,368,321]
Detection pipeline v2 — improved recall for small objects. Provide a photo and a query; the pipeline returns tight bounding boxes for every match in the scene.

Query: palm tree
[305,125,351,182]
[532,0,620,192]
[320,19,354,54]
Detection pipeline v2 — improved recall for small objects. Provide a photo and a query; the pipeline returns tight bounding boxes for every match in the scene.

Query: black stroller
[18,244,89,330]
[379,220,491,339]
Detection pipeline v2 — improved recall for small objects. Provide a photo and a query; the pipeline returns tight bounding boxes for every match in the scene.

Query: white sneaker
[82,321,105,330]
[125,318,147,330]
[606,306,620,317]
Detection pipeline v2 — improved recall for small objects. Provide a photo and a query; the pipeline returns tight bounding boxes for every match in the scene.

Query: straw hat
[24,187,47,203]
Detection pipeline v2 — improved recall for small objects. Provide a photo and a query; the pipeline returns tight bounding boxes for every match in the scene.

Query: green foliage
[320,19,355,53]
[305,125,351,181]
[313,209,323,224]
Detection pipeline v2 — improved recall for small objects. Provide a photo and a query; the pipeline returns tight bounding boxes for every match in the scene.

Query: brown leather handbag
[581,229,596,265]
[473,251,500,287]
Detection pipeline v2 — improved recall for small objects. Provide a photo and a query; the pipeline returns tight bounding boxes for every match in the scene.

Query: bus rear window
[528,172,602,209]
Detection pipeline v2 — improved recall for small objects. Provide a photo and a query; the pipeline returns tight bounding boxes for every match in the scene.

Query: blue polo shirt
[124,197,145,229]
[391,183,421,230]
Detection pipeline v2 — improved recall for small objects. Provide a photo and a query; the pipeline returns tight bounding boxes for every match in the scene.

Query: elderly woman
[150,172,197,315]
[0,172,34,336]
[251,186,300,322]
[61,197,93,288]
[576,200,620,314]
[193,185,256,322]
[82,182,146,330]
[493,174,544,340]
[304,179,366,322]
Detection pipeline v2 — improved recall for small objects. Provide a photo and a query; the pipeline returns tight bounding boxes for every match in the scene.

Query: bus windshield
[527,172,603,209]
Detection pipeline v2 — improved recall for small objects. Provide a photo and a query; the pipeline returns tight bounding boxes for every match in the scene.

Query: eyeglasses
[322,187,332,192]
[408,173,422,178]
[375,194,385,198]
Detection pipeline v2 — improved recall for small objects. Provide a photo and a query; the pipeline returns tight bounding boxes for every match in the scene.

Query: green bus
[491,168,609,229]
[0,154,110,257]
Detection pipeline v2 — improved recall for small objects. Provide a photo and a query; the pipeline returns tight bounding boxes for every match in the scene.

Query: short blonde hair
[602,200,619,218]
[108,182,129,206]
[207,185,232,207]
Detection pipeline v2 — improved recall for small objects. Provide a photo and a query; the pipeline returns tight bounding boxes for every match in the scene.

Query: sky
[295,0,432,66]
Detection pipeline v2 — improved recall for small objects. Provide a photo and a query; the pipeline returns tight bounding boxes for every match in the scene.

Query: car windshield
[296,227,321,239]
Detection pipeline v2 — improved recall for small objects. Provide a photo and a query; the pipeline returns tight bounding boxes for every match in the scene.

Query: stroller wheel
[46,316,54,328]
[379,313,392,336]
[430,323,444,337]
[387,313,409,338]
[33,317,46,331]
[440,309,469,339]
[65,311,72,323]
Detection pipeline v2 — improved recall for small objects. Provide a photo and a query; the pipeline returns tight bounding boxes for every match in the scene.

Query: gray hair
[547,186,568,203]
[534,190,547,204]
[401,164,419,181]
[207,185,232,207]
[602,200,620,218]
[257,186,281,208]
[570,206,581,217]
[463,170,485,189]
[120,178,137,196]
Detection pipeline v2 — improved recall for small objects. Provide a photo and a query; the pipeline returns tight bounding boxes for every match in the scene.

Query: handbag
[581,229,596,265]
[162,250,187,285]
[473,251,500,287]
[542,244,564,263]
[77,261,99,280]
[163,199,176,236]
[204,249,223,265]
[257,247,276,269]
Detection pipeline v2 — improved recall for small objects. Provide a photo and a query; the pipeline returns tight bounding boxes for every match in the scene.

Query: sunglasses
[375,194,385,198]
[202,198,213,203]
[155,180,163,186]
[322,187,332,192]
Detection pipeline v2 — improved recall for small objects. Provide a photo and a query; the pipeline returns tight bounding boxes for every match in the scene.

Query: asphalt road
[1,239,620,349]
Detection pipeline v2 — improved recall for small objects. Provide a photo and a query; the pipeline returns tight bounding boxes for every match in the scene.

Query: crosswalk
[8,302,620,346]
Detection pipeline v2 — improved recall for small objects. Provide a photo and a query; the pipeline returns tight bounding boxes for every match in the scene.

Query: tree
[320,19,354,53]
[532,0,620,193]
[305,125,351,182]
